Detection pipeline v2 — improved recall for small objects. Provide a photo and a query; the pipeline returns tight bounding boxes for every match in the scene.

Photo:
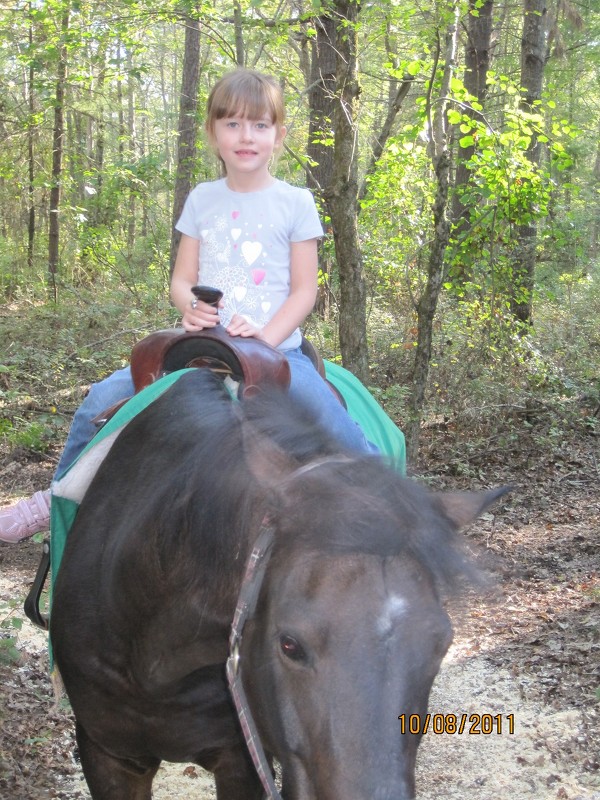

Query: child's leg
[284,348,378,455]
[55,366,135,478]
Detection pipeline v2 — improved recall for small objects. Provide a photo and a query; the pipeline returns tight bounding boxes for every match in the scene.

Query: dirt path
[1,442,598,800]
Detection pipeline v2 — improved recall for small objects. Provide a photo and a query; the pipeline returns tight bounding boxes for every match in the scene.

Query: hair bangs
[207,70,284,130]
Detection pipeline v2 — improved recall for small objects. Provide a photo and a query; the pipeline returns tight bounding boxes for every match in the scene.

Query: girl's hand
[226,314,264,340]
[181,299,221,332]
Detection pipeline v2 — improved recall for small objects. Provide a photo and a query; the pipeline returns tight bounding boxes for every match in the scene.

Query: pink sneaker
[0,490,51,543]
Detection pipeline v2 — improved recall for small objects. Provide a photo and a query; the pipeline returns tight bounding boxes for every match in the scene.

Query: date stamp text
[398,713,515,735]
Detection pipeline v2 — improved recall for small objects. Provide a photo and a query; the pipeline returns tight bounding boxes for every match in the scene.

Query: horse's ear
[239,416,296,487]
[435,486,512,529]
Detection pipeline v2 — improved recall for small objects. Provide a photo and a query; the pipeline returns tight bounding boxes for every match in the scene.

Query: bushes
[1,266,597,463]
[0,284,177,459]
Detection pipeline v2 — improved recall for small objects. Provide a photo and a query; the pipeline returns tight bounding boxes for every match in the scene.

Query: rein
[226,523,282,800]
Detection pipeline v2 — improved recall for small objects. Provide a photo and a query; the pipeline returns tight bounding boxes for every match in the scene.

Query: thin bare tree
[48,4,70,295]
[405,1,460,460]
[511,0,548,324]
[170,15,201,277]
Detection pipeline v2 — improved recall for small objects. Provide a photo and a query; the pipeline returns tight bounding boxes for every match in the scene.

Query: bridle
[226,523,282,800]
[225,456,353,800]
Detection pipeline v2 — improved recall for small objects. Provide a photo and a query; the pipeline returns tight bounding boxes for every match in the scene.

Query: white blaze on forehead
[377,594,408,637]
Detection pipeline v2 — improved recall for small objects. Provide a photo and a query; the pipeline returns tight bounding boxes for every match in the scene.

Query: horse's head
[239,421,507,800]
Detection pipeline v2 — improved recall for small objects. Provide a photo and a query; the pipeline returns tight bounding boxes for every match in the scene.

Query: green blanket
[324,360,406,475]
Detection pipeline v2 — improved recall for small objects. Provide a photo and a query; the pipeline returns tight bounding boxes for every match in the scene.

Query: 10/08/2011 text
[398,713,515,735]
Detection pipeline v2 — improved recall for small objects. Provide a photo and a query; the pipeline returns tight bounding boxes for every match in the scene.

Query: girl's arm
[170,234,220,331]
[227,238,318,347]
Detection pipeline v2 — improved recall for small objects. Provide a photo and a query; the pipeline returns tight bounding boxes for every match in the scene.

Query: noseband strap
[226,524,282,800]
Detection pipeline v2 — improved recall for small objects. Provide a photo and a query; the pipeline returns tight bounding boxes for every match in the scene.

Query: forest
[0,1,599,797]
[1,0,598,460]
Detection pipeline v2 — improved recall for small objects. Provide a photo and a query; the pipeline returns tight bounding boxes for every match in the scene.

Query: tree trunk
[511,0,548,325]
[117,47,125,161]
[91,53,106,228]
[590,120,600,260]
[328,0,369,383]
[127,49,136,255]
[27,5,35,271]
[48,4,70,295]
[307,14,336,196]
[159,52,172,175]
[233,0,245,66]
[140,102,148,239]
[359,75,415,204]
[405,3,460,462]
[169,15,201,278]
[306,14,336,315]
[451,0,494,265]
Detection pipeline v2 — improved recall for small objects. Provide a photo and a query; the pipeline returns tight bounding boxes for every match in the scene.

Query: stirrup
[24,538,50,631]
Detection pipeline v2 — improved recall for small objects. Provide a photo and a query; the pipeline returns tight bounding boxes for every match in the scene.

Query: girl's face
[210,112,286,185]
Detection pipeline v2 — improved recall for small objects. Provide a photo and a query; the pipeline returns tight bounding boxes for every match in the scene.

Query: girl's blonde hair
[205,69,285,139]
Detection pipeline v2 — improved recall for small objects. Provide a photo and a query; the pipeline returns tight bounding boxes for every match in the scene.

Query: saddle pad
[324,360,406,475]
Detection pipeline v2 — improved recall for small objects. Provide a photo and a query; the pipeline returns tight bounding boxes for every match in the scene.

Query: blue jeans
[55,367,135,478]
[54,350,376,479]
[284,348,377,455]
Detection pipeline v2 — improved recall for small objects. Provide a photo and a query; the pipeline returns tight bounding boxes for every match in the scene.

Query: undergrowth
[0,284,176,456]
[1,273,597,471]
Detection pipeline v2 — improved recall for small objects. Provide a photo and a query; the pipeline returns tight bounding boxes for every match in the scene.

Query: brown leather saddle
[129,326,325,397]
[92,327,332,431]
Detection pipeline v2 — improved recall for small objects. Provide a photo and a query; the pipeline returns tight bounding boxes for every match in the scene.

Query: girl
[0,68,374,543]
[171,69,375,454]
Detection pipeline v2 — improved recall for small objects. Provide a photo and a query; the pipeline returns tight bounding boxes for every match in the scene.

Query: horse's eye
[279,635,305,662]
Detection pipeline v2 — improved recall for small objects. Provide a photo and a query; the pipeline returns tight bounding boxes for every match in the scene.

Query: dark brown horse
[50,369,506,800]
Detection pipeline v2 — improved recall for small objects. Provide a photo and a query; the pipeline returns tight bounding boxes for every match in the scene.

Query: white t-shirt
[176,178,323,350]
